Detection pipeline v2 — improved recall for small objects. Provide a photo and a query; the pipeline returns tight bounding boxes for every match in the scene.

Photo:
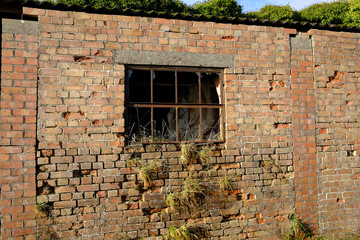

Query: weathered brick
[2,7,360,240]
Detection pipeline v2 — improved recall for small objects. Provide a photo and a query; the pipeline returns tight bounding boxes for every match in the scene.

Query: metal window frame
[125,65,225,144]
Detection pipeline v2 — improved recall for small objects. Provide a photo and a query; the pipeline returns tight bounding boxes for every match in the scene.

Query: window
[126,66,224,143]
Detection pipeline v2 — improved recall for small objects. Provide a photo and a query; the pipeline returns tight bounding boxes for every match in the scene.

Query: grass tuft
[180,144,197,165]
[126,157,140,167]
[180,144,214,167]
[138,159,162,189]
[166,172,205,211]
[164,225,195,240]
[283,214,324,240]
[219,176,234,191]
[198,145,214,167]
[35,201,52,218]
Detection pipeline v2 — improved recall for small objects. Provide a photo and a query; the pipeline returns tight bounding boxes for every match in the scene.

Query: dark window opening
[126,66,224,143]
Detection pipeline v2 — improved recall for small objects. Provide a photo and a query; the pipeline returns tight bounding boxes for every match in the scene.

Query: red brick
[77,184,99,192]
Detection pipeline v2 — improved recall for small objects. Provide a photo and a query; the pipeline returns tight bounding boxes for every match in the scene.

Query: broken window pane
[201,73,221,104]
[126,67,223,143]
[178,72,199,104]
[178,108,200,141]
[127,107,151,142]
[153,108,174,141]
[201,108,220,140]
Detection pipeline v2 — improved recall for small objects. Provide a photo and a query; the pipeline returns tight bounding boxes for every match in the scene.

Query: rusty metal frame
[175,71,179,141]
[126,66,225,143]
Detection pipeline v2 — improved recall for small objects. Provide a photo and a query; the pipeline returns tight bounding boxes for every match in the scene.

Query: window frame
[125,65,225,144]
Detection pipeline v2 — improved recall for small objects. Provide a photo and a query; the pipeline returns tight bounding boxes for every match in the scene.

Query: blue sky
[181,0,332,12]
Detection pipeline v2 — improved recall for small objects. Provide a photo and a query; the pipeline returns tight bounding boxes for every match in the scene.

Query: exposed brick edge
[290,33,319,229]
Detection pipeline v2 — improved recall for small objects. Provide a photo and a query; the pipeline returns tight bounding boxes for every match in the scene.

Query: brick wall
[31,8,296,239]
[0,18,38,239]
[0,6,359,239]
[311,29,360,238]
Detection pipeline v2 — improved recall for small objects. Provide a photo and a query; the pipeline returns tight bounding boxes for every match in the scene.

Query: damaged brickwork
[0,6,359,240]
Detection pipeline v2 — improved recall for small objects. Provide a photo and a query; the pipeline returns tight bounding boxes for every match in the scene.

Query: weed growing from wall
[180,144,215,167]
[126,156,140,167]
[180,144,197,165]
[345,232,360,240]
[261,158,280,171]
[166,144,218,212]
[197,145,214,167]
[35,201,52,218]
[283,214,324,240]
[138,159,162,189]
[164,225,195,240]
[166,172,205,211]
[165,191,183,211]
[219,176,234,191]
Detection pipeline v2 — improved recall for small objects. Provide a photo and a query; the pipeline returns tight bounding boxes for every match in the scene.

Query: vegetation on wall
[179,144,214,166]
[164,225,195,240]
[282,214,324,240]
[138,159,162,189]
[165,171,205,211]
[219,176,234,191]
[35,201,53,218]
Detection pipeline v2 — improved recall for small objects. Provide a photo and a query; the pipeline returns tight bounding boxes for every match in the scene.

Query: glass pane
[178,108,200,141]
[177,72,199,104]
[153,108,176,141]
[201,108,220,140]
[128,69,151,103]
[153,71,175,103]
[201,73,221,104]
[127,107,151,143]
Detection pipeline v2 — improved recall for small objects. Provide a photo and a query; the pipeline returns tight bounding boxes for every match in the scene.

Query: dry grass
[282,214,324,240]
[166,172,205,211]
[180,144,214,167]
[138,160,162,189]
[164,225,194,240]
[219,176,234,191]
[180,144,197,165]
[198,145,214,167]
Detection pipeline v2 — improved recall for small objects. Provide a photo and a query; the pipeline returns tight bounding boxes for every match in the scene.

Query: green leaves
[248,0,360,27]
[54,0,242,16]
[247,4,295,21]
[298,0,349,24]
[53,0,360,26]
[56,0,190,13]
[344,0,360,26]
[193,0,243,17]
